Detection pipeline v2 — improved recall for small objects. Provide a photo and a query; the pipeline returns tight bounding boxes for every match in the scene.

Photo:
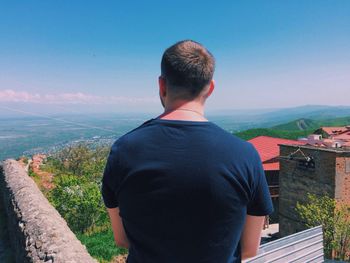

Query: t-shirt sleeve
[247,148,274,216]
[101,143,123,208]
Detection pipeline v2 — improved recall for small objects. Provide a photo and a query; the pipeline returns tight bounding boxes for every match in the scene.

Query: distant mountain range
[235,115,350,141]
[209,105,350,132]
[272,116,350,131]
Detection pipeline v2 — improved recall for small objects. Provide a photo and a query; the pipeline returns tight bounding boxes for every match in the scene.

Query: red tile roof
[333,131,350,141]
[263,162,280,171]
[248,136,306,171]
[321,126,350,136]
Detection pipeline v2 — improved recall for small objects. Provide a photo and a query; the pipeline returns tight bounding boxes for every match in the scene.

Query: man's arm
[241,146,274,259]
[240,215,265,260]
[107,207,130,249]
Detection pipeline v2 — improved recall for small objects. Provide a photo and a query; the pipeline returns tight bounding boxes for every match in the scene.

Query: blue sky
[0,1,349,114]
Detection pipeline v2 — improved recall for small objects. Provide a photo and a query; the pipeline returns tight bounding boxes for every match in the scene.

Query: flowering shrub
[48,174,109,233]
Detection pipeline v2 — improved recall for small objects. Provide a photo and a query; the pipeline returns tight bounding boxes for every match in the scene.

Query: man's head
[159,40,215,105]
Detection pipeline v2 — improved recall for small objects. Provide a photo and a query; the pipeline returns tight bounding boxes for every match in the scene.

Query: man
[102,40,273,262]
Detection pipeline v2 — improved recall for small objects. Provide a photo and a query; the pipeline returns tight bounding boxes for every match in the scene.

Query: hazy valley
[1,105,350,161]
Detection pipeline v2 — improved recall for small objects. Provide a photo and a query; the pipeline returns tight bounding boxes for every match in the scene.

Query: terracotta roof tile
[263,162,280,171]
[321,126,350,136]
[248,136,306,171]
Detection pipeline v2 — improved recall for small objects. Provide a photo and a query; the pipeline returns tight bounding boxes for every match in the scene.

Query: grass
[77,228,128,262]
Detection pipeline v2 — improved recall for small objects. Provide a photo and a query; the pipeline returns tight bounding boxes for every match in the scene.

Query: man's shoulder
[111,118,256,157]
[209,123,256,151]
[110,118,155,147]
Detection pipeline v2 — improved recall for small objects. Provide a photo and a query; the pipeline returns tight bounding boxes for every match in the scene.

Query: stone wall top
[0,159,97,263]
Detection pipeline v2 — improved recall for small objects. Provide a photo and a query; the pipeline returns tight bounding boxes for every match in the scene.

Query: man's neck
[159,101,207,121]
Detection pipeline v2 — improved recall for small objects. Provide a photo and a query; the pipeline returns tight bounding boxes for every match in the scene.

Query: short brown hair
[161,40,215,99]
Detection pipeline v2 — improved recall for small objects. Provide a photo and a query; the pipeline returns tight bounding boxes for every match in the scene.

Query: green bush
[48,174,109,233]
[28,165,36,177]
[44,144,128,260]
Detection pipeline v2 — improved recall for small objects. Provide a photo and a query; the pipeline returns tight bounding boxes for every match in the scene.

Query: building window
[346,159,350,173]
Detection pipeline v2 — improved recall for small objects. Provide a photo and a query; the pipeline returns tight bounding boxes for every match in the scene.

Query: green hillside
[234,128,312,141]
[317,116,350,127]
[272,116,350,131]
[235,116,350,141]
[272,118,318,131]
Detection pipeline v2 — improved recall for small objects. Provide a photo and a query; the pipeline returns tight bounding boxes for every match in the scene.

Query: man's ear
[205,79,215,98]
[158,76,167,97]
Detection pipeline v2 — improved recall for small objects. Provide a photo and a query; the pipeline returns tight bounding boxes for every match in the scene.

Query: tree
[46,143,111,233]
[296,194,350,260]
[54,143,109,179]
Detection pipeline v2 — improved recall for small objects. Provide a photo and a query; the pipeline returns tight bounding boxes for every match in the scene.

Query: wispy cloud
[0,89,158,105]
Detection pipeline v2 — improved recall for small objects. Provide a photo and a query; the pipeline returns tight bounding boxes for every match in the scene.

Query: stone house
[278,144,350,237]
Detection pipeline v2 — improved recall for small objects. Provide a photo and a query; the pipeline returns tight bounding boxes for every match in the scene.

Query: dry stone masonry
[0,159,97,263]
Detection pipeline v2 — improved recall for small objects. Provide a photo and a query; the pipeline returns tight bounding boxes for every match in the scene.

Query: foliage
[48,174,109,233]
[53,143,109,180]
[235,115,350,140]
[44,156,65,173]
[28,165,36,177]
[296,194,350,260]
[77,229,128,262]
[272,117,350,131]
[296,194,335,257]
[28,165,43,189]
[272,118,317,131]
[235,128,312,141]
[42,143,128,261]
[19,156,29,164]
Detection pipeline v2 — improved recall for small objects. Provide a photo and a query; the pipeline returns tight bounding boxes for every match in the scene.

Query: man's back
[102,118,273,262]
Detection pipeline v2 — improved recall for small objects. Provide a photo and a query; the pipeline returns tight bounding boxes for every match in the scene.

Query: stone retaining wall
[0,159,97,263]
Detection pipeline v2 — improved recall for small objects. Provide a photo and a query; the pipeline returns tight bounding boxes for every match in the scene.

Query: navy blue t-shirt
[102,118,273,263]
